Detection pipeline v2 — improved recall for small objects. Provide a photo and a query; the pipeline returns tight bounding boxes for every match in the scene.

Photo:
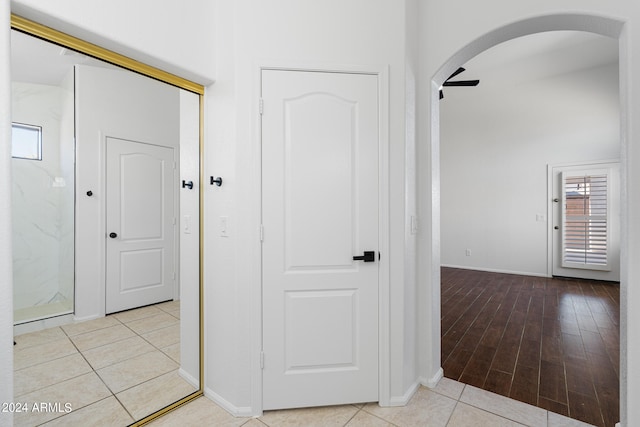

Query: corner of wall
[420,367,444,389]
[387,381,421,407]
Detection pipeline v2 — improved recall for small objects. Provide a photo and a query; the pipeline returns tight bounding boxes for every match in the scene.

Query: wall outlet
[465,249,471,256]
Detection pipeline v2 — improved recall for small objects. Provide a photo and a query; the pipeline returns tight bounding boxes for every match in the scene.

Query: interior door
[551,162,620,281]
[261,69,379,409]
[105,137,176,313]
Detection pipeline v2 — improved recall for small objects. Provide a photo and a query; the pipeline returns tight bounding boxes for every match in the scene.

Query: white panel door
[106,137,176,313]
[551,162,620,281]
[261,69,379,410]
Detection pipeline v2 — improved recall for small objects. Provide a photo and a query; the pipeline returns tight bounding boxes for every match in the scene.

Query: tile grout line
[14,304,183,425]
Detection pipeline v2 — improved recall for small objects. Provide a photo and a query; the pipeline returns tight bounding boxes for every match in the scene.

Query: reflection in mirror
[11,26,201,426]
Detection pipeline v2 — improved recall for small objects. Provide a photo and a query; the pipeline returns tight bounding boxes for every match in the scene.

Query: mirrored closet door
[10,16,203,426]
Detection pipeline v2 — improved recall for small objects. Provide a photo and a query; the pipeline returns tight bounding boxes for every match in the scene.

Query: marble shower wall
[12,80,75,315]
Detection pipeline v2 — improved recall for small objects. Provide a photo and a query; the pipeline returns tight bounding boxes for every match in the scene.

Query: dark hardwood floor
[441,267,620,427]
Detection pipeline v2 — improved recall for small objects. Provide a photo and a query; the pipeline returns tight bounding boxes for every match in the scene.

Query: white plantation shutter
[561,169,611,271]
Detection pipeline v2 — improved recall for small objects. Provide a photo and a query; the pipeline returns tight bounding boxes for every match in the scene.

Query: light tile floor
[12,301,197,427]
[13,303,599,427]
[150,378,596,427]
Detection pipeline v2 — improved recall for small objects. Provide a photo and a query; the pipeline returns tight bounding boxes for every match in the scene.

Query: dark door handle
[353,251,375,262]
[109,232,118,239]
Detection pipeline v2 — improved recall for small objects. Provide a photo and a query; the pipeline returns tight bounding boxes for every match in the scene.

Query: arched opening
[428,13,627,427]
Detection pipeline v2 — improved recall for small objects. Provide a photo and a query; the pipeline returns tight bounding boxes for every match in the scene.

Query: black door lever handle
[353,251,375,262]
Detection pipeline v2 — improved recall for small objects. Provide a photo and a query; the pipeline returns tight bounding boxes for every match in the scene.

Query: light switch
[183,215,191,234]
[220,216,229,237]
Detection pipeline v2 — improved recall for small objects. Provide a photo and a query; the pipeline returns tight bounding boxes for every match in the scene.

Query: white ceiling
[11,29,115,86]
[442,30,619,98]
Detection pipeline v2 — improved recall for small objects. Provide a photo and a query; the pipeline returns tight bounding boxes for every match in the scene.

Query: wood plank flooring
[441,267,620,427]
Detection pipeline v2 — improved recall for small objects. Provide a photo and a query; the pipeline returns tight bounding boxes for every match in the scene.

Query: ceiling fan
[439,67,479,99]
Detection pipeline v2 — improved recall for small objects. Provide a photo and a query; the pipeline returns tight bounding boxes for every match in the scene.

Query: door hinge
[259,98,264,115]
[260,224,264,242]
[260,351,265,369]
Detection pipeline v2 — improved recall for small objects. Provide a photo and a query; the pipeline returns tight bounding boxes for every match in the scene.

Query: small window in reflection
[12,122,42,160]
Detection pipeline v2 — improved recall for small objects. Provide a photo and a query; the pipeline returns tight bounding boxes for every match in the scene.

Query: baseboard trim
[178,368,199,389]
[440,264,549,278]
[72,313,102,323]
[387,381,421,407]
[421,367,444,389]
[204,386,254,417]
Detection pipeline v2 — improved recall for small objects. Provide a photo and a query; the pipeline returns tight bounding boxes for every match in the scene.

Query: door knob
[353,251,375,262]
[109,232,118,238]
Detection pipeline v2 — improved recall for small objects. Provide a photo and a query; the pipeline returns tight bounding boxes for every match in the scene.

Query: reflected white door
[261,69,379,409]
[106,137,176,313]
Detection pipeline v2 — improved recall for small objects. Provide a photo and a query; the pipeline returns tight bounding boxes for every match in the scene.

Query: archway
[426,13,627,426]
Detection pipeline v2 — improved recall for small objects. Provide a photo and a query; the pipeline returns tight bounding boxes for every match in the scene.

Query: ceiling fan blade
[446,67,466,81]
[442,79,479,87]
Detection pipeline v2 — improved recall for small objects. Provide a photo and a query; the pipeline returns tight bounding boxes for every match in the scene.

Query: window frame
[11,122,43,161]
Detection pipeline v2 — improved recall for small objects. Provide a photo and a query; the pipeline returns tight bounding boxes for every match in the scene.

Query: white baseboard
[72,313,102,323]
[440,264,549,278]
[13,313,75,335]
[204,386,254,417]
[421,367,444,389]
[387,381,420,407]
[178,367,199,389]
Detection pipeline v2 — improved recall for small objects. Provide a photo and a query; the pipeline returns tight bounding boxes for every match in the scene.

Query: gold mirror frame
[10,14,205,426]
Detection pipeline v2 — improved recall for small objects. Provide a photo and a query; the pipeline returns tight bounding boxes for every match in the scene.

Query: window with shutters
[561,169,611,271]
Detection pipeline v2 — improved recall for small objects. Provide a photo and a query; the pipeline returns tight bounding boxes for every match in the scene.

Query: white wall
[205,0,418,413]
[440,62,620,276]
[418,3,640,426]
